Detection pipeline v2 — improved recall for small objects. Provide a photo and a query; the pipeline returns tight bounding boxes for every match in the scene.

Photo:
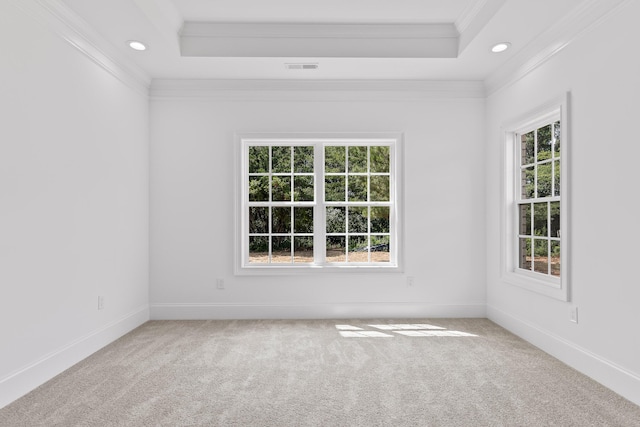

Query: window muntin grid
[247,145,315,264]
[516,121,561,278]
[243,139,397,268]
[324,144,392,263]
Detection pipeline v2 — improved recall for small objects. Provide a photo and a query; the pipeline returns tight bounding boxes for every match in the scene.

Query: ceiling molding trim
[11,0,151,96]
[455,0,489,34]
[484,0,631,96]
[149,79,486,101]
[456,0,506,54]
[132,0,182,52]
[180,22,459,58]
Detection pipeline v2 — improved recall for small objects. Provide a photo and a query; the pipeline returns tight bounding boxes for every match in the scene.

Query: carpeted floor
[1,318,639,426]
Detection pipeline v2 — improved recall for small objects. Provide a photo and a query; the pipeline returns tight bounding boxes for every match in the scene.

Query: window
[516,121,561,277]
[236,134,402,273]
[502,96,568,300]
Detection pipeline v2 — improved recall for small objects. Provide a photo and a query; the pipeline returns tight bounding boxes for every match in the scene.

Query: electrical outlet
[569,306,578,323]
[407,276,415,287]
[216,279,225,290]
[98,296,104,310]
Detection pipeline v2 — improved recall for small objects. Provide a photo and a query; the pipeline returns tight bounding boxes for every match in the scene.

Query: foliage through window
[516,121,561,278]
[503,96,568,300]
[240,136,400,270]
[324,144,392,263]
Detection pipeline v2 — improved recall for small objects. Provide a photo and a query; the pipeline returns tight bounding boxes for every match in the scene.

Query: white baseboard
[0,305,149,409]
[150,302,486,320]
[487,304,640,407]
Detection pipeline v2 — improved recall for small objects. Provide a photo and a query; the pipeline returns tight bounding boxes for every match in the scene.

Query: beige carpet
[1,319,639,426]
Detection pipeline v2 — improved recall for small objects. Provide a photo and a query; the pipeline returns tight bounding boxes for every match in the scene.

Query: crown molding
[456,0,506,54]
[455,0,489,34]
[132,0,182,52]
[180,22,459,58]
[11,0,151,96]
[149,79,486,101]
[484,0,631,96]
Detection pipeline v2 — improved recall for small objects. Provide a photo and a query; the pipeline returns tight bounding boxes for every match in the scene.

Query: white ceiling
[58,0,587,82]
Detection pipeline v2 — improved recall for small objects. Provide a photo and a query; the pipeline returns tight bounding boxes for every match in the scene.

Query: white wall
[0,2,149,407]
[150,93,486,319]
[1,0,637,412]
[485,1,640,405]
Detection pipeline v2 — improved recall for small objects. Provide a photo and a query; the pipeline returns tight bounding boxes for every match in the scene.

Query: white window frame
[501,94,570,301]
[235,132,404,275]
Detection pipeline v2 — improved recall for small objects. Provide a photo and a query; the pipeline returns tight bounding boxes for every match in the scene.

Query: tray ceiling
[54,0,599,83]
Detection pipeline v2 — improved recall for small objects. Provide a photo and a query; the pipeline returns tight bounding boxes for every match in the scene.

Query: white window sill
[501,270,568,301]
[235,264,403,276]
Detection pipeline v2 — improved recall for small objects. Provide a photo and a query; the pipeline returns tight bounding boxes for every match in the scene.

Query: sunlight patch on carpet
[338,331,394,338]
[394,330,477,337]
[336,323,478,338]
[335,325,364,331]
[369,324,446,330]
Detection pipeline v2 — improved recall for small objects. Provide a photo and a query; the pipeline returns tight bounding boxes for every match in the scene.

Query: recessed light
[127,40,147,51]
[491,42,511,53]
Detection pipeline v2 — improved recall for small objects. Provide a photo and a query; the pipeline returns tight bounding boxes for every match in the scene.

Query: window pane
[554,160,560,196]
[326,236,346,262]
[349,146,368,173]
[272,207,291,233]
[519,238,532,270]
[553,121,561,158]
[513,120,562,280]
[348,206,368,233]
[348,236,369,263]
[294,207,313,233]
[534,203,548,237]
[325,176,345,201]
[533,239,549,274]
[550,241,561,277]
[519,204,531,236]
[370,175,390,201]
[272,146,291,173]
[520,167,535,199]
[249,146,269,173]
[370,146,390,173]
[537,162,552,198]
[371,206,390,233]
[271,237,291,263]
[293,176,314,201]
[550,201,560,238]
[537,125,552,161]
[271,176,291,201]
[348,175,368,201]
[294,237,313,263]
[294,146,314,173]
[249,236,269,263]
[326,207,346,233]
[249,176,269,201]
[371,235,390,263]
[244,140,398,268]
[325,146,346,173]
[249,207,268,234]
[521,131,535,165]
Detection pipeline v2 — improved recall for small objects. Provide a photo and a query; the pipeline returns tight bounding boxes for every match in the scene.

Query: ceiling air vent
[285,63,319,70]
